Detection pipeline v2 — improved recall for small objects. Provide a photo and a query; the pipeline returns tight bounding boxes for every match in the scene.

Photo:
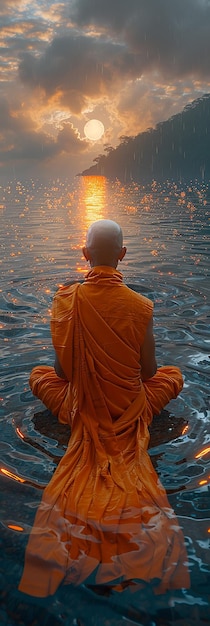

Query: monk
[19,219,190,598]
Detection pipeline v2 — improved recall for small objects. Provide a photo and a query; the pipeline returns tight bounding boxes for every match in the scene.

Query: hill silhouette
[81,94,210,182]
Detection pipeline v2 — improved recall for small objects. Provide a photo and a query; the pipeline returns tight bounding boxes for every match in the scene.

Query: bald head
[83,219,126,268]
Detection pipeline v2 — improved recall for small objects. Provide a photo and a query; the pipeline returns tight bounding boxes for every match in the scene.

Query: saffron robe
[19,267,189,597]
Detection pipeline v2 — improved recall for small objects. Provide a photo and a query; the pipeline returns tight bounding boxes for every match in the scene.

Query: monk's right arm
[54,351,68,380]
[140,316,157,381]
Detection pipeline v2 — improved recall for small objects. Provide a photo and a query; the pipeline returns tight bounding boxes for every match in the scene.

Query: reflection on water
[0,177,209,623]
[79,175,107,230]
[76,175,107,273]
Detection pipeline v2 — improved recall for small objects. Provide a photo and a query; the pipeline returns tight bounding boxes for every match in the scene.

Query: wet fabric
[19,267,190,597]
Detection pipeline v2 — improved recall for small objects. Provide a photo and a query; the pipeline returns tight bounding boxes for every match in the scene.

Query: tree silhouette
[81,94,210,183]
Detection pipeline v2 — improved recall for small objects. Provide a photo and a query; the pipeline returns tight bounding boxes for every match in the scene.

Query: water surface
[0,176,209,624]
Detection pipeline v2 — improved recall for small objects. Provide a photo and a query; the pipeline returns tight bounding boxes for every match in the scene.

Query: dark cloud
[0,97,87,166]
[0,13,54,83]
[57,123,88,154]
[71,0,210,79]
[71,0,132,30]
[17,0,210,123]
[18,33,140,112]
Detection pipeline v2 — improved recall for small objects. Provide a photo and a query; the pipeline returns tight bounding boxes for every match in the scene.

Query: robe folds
[19,266,190,597]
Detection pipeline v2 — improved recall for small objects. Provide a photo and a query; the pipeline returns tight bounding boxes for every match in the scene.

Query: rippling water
[0,176,209,624]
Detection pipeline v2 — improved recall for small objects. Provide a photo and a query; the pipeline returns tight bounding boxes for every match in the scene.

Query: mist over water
[0,176,209,623]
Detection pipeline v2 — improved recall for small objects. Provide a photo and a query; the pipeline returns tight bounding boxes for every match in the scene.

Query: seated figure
[19,219,190,597]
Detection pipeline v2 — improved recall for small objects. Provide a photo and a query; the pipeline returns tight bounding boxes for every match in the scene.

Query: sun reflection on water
[79,176,107,233]
[76,176,107,274]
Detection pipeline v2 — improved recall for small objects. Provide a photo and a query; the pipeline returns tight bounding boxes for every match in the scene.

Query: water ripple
[0,178,209,618]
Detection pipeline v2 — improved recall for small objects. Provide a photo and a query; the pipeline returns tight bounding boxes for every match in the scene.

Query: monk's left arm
[54,351,68,379]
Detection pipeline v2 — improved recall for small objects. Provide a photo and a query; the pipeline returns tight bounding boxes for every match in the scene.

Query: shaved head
[83,219,126,268]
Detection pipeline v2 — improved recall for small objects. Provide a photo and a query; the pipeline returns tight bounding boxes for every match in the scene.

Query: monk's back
[80,267,153,355]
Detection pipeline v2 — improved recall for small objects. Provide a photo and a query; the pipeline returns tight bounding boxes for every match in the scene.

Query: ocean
[0,175,209,625]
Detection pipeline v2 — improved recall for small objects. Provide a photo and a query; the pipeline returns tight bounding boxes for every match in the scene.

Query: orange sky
[0,0,210,179]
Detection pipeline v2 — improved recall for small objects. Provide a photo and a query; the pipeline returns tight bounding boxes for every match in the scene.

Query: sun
[84,119,104,141]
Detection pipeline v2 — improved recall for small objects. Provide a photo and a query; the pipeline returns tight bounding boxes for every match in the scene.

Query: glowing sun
[84,119,104,141]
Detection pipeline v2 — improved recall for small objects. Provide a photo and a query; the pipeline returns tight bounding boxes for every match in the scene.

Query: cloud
[0,5,55,83]
[0,96,88,169]
[0,0,35,17]
[18,32,140,113]
[0,22,50,62]
[17,1,210,127]
[1,0,210,177]
[71,0,210,80]
[57,122,88,154]
[0,0,22,12]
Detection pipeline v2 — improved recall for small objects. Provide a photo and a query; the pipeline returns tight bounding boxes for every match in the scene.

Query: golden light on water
[0,468,25,483]
[182,425,189,435]
[16,427,25,440]
[80,176,107,232]
[195,447,210,459]
[76,176,107,273]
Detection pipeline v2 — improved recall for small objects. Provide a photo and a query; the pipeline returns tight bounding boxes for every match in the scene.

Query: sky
[1,0,210,180]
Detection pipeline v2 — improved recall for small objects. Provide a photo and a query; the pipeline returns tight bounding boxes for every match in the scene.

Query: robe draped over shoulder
[19,267,189,597]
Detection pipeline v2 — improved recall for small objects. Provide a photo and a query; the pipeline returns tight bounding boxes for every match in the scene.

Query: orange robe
[19,267,189,597]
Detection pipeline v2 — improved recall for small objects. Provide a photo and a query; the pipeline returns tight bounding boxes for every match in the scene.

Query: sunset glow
[0,1,209,178]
